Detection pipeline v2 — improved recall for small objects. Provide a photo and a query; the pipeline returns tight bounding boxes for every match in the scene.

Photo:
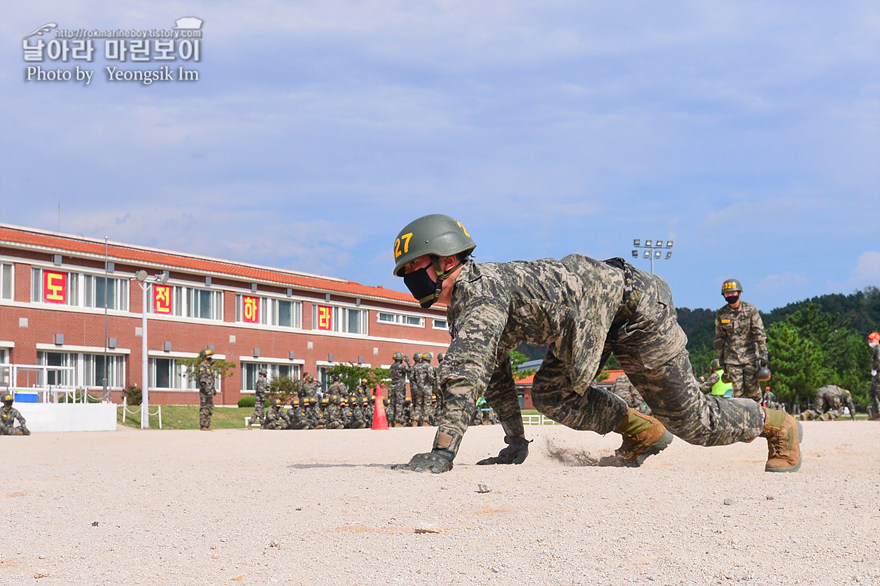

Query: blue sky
[2,2,878,312]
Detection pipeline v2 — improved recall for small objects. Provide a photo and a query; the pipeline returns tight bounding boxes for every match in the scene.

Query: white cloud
[841,251,880,292]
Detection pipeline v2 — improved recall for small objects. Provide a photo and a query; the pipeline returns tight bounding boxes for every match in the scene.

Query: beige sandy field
[2,420,879,585]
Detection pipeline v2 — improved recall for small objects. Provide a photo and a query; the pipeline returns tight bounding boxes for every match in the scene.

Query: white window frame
[312,304,368,335]
[240,362,300,392]
[433,318,448,330]
[30,267,129,311]
[377,311,426,328]
[150,357,199,390]
[37,350,126,388]
[0,262,13,300]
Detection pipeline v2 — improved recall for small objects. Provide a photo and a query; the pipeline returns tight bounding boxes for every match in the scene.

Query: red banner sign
[153,284,172,314]
[43,271,67,304]
[242,295,259,323]
[316,305,333,331]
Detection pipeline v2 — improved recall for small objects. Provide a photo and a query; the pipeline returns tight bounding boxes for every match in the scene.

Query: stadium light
[632,237,675,274]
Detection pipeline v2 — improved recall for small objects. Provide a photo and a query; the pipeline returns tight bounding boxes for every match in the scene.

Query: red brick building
[0,224,449,405]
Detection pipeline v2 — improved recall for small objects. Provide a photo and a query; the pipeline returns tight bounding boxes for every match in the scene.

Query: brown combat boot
[760,408,802,473]
[613,408,673,467]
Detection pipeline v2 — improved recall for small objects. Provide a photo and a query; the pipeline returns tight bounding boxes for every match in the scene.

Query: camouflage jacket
[389,362,409,389]
[714,301,767,366]
[198,360,216,395]
[435,256,629,453]
[814,385,855,413]
[0,406,27,430]
[255,376,268,399]
[328,382,348,398]
[411,361,435,393]
[872,345,880,375]
[263,407,287,429]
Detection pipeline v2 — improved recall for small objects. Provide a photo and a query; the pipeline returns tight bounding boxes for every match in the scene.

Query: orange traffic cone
[372,385,388,430]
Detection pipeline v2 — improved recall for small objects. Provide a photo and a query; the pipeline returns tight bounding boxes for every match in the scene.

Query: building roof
[0,223,435,309]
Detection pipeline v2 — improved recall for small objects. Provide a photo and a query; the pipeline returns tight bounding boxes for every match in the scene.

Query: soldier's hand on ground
[476,435,531,465]
[392,450,454,473]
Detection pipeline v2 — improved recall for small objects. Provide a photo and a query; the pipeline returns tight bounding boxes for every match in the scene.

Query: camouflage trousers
[199,391,214,428]
[870,376,880,416]
[411,386,429,424]
[725,363,762,403]
[485,268,765,446]
[252,392,266,424]
[388,384,407,425]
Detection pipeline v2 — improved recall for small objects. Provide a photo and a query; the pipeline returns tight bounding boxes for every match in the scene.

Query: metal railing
[120,396,163,429]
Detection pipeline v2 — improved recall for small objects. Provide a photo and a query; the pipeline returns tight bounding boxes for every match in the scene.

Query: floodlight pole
[631,238,674,274]
[135,278,151,429]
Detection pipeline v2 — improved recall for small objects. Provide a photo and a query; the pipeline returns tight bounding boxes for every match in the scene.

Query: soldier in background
[411,352,436,426]
[388,352,411,427]
[263,399,288,430]
[610,372,651,414]
[868,332,880,420]
[325,396,343,429]
[328,375,348,401]
[198,349,216,431]
[249,367,268,429]
[403,396,413,427]
[287,397,310,430]
[390,214,801,474]
[1,393,30,435]
[801,385,856,421]
[434,353,446,411]
[355,378,370,401]
[762,386,783,411]
[714,279,768,402]
[700,359,733,398]
[349,398,366,429]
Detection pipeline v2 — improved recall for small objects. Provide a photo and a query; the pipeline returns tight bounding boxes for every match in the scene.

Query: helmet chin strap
[421,257,463,307]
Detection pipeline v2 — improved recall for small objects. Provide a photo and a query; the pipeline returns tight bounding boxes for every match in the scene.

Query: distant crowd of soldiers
[248,352,499,429]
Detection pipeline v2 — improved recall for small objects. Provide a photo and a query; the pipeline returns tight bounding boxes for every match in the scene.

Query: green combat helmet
[393,352,404,361]
[437,352,446,362]
[421,352,433,362]
[199,348,214,359]
[392,214,477,308]
[2,393,13,405]
[721,278,743,295]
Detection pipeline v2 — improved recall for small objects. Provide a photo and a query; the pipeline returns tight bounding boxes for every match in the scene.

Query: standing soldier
[411,352,436,426]
[714,279,768,403]
[328,375,347,400]
[868,332,880,420]
[249,367,268,428]
[390,214,801,474]
[1,393,30,435]
[388,352,411,427]
[198,349,217,431]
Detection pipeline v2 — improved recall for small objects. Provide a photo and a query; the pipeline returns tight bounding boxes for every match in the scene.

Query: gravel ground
[2,420,879,585]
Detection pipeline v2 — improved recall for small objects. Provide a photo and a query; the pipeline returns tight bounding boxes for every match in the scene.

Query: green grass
[118,405,256,430]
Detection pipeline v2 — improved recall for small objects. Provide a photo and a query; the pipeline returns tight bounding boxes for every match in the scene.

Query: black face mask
[725,294,740,306]
[403,265,440,308]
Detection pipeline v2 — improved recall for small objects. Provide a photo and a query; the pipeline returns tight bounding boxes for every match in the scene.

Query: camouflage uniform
[288,401,310,430]
[610,373,651,415]
[349,400,366,429]
[411,359,435,425]
[803,385,855,421]
[324,399,343,429]
[714,301,767,402]
[431,256,765,458]
[198,358,216,429]
[870,344,880,418]
[0,405,30,435]
[328,380,348,400]
[300,376,320,399]
[252,373,268,426]
[263,405,288,430]
[388,359,410,426]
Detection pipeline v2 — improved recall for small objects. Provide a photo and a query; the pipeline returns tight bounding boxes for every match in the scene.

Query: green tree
[508,350,535,381]
[327,363,388,395]
[179,356,236,381]
[766,321,833,407]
